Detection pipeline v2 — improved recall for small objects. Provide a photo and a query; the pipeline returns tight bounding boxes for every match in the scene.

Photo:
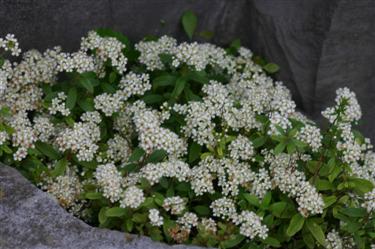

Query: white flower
[177,212,199,230]
[296,124,322,152]
[163,196,186,215]
[149,208,163,226]
[210,197,236,220]
[229,135,254,161]
[362,188,375,213]
[120,186,145,209]
[49,92,70,116]
[326,230,343,249]
[94,163,122,202]
[232,211,268,239]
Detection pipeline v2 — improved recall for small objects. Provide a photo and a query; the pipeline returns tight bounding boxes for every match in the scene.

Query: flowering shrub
[0,29,374,249]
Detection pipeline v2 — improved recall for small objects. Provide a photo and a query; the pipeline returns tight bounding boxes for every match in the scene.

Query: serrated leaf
[306,219,326,247]
[66,87,77,110]
[181,10,197,40]
[105,207,127,217]
[287,213,305,237]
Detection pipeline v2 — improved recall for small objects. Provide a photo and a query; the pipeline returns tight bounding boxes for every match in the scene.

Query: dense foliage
[0,27,374,248]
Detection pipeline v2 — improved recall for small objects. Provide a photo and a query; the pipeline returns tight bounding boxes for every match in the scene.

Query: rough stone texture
[0,165,204,249]
[246,0,375,141]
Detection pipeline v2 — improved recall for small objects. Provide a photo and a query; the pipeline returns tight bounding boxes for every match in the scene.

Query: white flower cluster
[141,159,191,185]
[94,163,123,202]
[41,166,83,210]
[270,154,324,217]
[325,230,343,249]
[229,135,254,161]
[135,35,177,71]
[362,188,375,213]
[149,208,164,227]
[11,112,37,161]
[200,218,217,233]
[80,31,127,73]
[103,134,131,164]
[120,186,145,209]
[177,212,199,230]
[322,87,362,123]
[33,116,55,142]
[296,124,322,152]
[233,211,268,239]
[56,112,101,161]
[131,101,187,157]
[49,92,70,116]
[119,72,151,98]
[56,51,95,73]
[0,34,21,56]
[210,197,237,219]
[0,131,9,145]
[163,196,186,215]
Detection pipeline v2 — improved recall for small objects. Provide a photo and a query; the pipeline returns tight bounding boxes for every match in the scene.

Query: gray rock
[0,165,204,249]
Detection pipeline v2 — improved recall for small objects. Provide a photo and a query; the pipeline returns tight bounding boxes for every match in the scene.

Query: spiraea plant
[0,25,374,248]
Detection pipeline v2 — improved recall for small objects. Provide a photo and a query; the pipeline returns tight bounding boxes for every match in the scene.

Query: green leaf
[349,178,374,195]
[153,74,176,88]
[105,207,127,217]
[171,77,186,99]
[66,87,77,110]
[264,236,281,247]
[35,141,61,160]
[85,192,103,200]
[98,207,108,224]
[78,97,95,112]
[188,142,201,163]
[340,207,366,218]
[193,205,210,216]
[0,57,4,67]
[132,213,148,223]
[51,158,67,177]
[220,234,245,248]
[128,147,145,162]
[242,193,260,207]
[142,94,164,104]
[269,202,287,217]
[323,195,337,208]
[147,149,168,163]
[125,219,134,232]
[96,28,130,47]
[199,30,214,40]
[287,213,305,237]
[79,76,94,93]
[315,179,334,191]
[181,10,198,40]
[263,63,280,74]
[260,192,272,209]
[306,219,326,247]
[252,136,266,148]
[274,142,286,155]
[328,167,342,182]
